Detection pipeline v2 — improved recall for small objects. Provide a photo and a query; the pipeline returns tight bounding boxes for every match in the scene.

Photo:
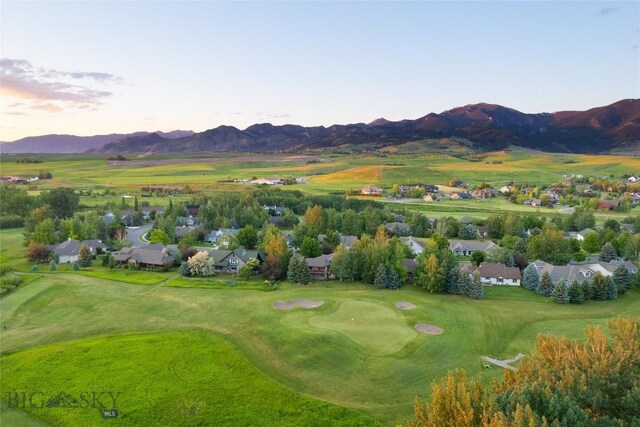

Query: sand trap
[272,298,325,310]
[415,324,443,335]
[394,301,416,310]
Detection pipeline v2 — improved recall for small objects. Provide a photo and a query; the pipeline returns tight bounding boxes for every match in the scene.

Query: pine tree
[49,259,57,271]
[592,273,608,300]
[298,258,312,285]
[469,270,484,299]
[552,279,570,304]
[506,253,516,267]
[386,265,401,290]
[446,266,461,294]
[457,268,471,296]
[522,264,540,291]
[78,244,93,267]
[287,255,300,283]
[605,276,618,300]
[612,264,632,293]
[72,261,80,271]
[568,280,585,304]
[537,271,554,297]
[581,280,594,300]
[599,242,617,262]
[374,263,388,289]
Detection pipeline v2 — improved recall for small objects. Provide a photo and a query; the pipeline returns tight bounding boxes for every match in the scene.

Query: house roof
[449,240,498,253]
[404,259,417,274]
[209,248,264,266]
[385,222,411,232]
[474,263,521,280]
[304,254,333,268]
[400,236,425,249]
[318,234,359,248]
[175,226,196,238]
[49,239,107,257]
[113,243,175,266]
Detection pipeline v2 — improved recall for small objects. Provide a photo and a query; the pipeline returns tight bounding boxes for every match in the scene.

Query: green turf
[1,272,638,425]
[308,300,417,355]
[0,331,379,427]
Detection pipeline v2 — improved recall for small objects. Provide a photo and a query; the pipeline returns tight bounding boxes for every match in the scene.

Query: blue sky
[1,1,638,140]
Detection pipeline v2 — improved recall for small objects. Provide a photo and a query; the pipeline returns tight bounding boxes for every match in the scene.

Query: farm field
[3,149,638,219]
[1,263,638,425]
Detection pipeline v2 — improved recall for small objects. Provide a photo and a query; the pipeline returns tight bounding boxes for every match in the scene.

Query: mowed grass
[1,272,638,425]
[0,331,379,427]
[308,300,417,355]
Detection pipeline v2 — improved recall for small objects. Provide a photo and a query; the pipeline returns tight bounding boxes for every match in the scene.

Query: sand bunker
[415,324,443,335]
[272,298,325,310]
[394,301,416,310]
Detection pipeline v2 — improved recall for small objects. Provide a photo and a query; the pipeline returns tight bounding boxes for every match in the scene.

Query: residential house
[209,248,264,274]
[112,243,176,270]
[48,239,108,263]
[400,236,425,255]
[471,189,494,199]
[263,205,286,216]
[477,226,488,238]
[473,263,521,286]
[628,176,639,183]
[499,185,513,194]
[185,205,200,216]
[449,240,498,257]
[360,186,383,196]
[450,192,473,200]
[305,254,333,281]
[524,198,542,207]
[385,222,411,235]
[530,259,638,284]
[597,199,619,211]
[205,228,238,245]
[176,216,199,226]
[174,226,197,241]
[318,234,359,250]
[422,194,438,202]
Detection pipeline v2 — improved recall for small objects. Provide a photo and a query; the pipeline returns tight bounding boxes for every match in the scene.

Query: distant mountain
[5,100,639,154]
[0,130,194,154]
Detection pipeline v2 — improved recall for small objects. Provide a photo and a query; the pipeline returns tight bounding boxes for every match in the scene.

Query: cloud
[0,58,122,114]
[598,7,616,15]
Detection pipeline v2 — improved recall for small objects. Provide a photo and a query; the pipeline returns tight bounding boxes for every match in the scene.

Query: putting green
[308,300,417,355]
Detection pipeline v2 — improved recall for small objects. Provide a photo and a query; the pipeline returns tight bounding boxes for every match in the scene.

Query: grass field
[1,270,638,425]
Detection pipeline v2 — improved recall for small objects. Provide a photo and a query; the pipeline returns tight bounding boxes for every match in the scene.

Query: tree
[179,262,191,277]
[591,272,608,300]
[300,236,322,258]
[537,271,553,297]
[149,228,170,245]
[468,270,484,299]
[30,218,56,244]
[236,225,258,250]
[522,264,540,291]
[470,251,486,266]
[262,232,290,280]
[304,205,325,232]
[386,265,401,290]
[187,251,215,277]
[527,228,570,265]
[582,232,601,253]
[72,261,80,271]
[445,266,461,294]
[41,187,79,219]
[287,255,301,283]
[374,263,388,289]
[48,259,57,271]
[78,244,93,267]
[599,242,617,262]
[612,264,632,293]
[298,258,311,285]
[551,279,569,304]
[568,280,584,304]
[27,243,52,263]
[331,244,355,281]
[417,254,445,293]
[457,268,472,296]
[605,276,618,300]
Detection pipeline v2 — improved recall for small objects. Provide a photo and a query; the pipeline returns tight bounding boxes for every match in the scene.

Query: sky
[1,1,639,141]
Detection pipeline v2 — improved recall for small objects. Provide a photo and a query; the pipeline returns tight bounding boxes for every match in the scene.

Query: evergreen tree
[287,255,300,283]
[599,242,617,262]
[78,244,93,267]
[446,265,461,294]
[298,258,312,285]
[72,261,80,271]
[386,265,401,290]
[505,253,516,267]
[552,279,570,304]
[537,271,553,297]
[49,259,57,271]
[457,268,472,296]
[522,264,540,291]
[592,273,608,300]
[374,263,388,288]
[568,280,585,304]
[605,276,618,300]
[581,280,594,300]
[612,264,632,293]
[468,270,484,299]
[179,261,191,277]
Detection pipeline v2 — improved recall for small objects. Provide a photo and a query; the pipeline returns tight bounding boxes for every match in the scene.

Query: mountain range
[2,100,638,154]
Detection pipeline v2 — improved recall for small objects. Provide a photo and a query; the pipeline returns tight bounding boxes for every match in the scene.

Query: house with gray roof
[208,248,264,273]
[472,263,521,286]
[112,243,176,270]
[302,254,333,281]
[385,222,411,235]
[48,239,107,263]
[449,240,498,257]
[400,236,425,255]
[205,228,239,245]
[318,234,359,250]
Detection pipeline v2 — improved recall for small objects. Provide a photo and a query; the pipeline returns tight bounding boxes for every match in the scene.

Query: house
[174,226,197,241]
[471,189,494,199]
[112,243,176,270]
[205,228,238,244]
[318,234,359,250]
[209,248,264,274]
[415,184,439,193]
[499,185,514,194]
[305,254,333,281]
[524,198,542,207]
[269,216,285,226]
[250,178,283,185]
[263,205,286,216]
[48,239,108,263]
[360,186,383,196]
[477,226,488,238]
[628,176,639,183]
[422,194,437,202]
[450,192,473,200]
[597,199,619,211]
[449,240,498,257]
[385,222,411,235]
[176,216,199,226]
[473,263,521,286]
[400,236,425,255]
[621,223,636,234]
[185,205,200,216]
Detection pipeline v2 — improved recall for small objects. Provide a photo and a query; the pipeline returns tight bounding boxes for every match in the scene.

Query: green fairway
[308,300,417,355]
[2,273,638,425]
[0,331,379,427]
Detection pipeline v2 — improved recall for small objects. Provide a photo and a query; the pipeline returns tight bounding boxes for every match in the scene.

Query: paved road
[125,224,153,248]
[481,353,525,371]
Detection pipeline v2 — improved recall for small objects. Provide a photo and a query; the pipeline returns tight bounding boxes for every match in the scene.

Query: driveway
[125,224,153,248]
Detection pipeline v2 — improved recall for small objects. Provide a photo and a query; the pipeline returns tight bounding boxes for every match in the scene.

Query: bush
[27,243,52,263]
[72,261,80,271]
[0,215,25,229]
[0,275,24,295]
[31,265,40,272]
